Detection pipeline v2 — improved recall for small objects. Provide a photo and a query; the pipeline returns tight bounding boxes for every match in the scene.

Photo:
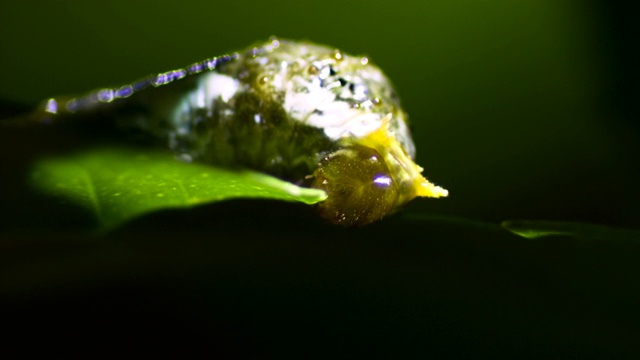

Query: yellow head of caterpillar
[311,115,448,226]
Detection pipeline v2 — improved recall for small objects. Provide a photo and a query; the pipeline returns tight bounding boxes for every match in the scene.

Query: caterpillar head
[311,145,397,226]
[311,120,448,226]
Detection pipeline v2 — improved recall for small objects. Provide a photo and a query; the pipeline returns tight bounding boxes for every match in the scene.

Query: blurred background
[0,0,637,227]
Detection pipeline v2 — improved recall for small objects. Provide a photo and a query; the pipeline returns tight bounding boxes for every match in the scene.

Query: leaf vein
[77,165,102,222]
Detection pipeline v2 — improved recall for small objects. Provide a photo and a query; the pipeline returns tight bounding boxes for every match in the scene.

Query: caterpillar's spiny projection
[32,37,448,226]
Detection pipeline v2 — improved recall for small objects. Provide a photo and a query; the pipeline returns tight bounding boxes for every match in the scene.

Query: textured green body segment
[31,148,327,229]
[165,79,336,181]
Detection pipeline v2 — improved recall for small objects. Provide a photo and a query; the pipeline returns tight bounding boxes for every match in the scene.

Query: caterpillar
[31,37,448,226]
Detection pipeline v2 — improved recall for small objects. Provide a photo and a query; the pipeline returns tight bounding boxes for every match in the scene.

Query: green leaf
[30,148,327,229]
[501,220,640,242]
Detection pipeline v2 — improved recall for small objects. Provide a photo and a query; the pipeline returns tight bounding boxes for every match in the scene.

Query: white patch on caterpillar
[171,73,241,131]
[204,73,240,103]
[283,77,383,140]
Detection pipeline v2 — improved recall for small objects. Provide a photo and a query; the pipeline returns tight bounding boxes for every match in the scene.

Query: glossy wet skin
[311,145,400,226]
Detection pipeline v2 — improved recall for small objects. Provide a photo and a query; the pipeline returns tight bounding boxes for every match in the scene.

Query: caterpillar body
[32,38,448,226]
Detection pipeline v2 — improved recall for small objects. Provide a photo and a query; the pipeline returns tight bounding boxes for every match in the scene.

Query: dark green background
[0,0,638,358]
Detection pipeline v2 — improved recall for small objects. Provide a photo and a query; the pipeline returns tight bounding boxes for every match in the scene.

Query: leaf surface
[502,220,640,241]
[31,148,327,229]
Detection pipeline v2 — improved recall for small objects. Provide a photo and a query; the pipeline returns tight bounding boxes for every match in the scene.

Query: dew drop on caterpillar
[27,37,448,226]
